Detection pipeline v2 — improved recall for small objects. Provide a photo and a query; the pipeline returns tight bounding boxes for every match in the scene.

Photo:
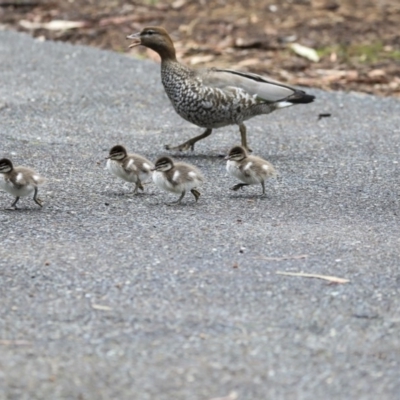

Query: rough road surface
[0,31,399,400]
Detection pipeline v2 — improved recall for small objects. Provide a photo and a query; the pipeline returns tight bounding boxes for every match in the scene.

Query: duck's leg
[230,183,249,191]
[33,188,43,207]
[239,123,248,149]
[167,190,186,206]
[239,123,252,153]
[190,189,201,202]
[10,196,20,209]
[165,128,212,152]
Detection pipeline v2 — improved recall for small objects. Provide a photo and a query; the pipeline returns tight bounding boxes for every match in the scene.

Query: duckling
[151,156,204,205]
[225,146,276,196]
[106,145,154,194]
[0,158,45,209]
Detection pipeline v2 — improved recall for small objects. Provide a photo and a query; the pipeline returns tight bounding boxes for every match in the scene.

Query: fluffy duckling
[106,145,154,194]
[127,26,315,152]
[0,158,45,209]
[152,156,204,205]
[225,146,276,196]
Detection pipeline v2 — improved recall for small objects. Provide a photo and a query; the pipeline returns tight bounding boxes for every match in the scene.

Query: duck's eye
[146,30,155,36]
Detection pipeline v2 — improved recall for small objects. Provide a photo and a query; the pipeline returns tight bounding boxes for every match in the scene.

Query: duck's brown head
[127,26,176,61]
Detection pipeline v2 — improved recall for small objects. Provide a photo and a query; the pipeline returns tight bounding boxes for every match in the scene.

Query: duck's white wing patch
[172,170,180,182]
[32,174,42,184]
[126,159,137,171]
[188,171,197,179]
[262,164,269,170]
[276,101,293,109]
[244,162,253,170]
[143,162,152,171]
[16,173,24,183]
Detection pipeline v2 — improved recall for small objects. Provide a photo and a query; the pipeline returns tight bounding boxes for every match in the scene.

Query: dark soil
[1,0,399,96]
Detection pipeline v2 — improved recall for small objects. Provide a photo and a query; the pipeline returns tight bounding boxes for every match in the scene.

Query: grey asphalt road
[1,31,400,400]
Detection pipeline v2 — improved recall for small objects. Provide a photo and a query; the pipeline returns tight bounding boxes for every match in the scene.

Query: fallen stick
[0,340,31,346]
[276,271,349,284]
[255,254,308,261]
[92,304,113,311]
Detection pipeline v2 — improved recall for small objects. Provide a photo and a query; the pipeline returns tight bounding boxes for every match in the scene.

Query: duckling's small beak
[126,32,141,48]
[224,155,230,160]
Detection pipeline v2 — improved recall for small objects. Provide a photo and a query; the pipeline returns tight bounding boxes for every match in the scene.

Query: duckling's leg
[261,181,266,196]
[134,179,144,194]
[167,190,186,205]
[231,183,249,191]
[10,196,20,209]
[165,128,212,152]
[190,189,201,202]
[33,188,43,207]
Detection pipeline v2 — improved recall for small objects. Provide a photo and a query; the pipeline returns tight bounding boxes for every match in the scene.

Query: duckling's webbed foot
[134,180,144,194]
[33,188,43,207]
[190,189,201,202]
[34,198,43,207]
[166,190,186,206]
[10,196,20,209]
[231,183,249,191]
[165,128,212,152]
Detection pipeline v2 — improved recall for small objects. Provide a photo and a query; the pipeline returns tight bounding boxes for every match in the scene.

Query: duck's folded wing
[200,68,314,103]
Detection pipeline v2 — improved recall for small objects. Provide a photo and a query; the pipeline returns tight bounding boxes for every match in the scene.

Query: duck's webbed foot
[165,128,212,152]
[230,183,249,191]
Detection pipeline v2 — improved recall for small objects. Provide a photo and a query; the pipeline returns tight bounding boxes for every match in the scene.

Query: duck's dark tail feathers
[288,92,316,104]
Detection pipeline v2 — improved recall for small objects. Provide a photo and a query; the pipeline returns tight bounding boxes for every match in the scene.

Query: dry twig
[276,271,349,283]
[255,254,308,261]
[92,304,113,311]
